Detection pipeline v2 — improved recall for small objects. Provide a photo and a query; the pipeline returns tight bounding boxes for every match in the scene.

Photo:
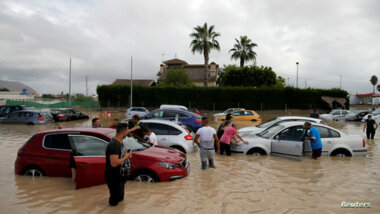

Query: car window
[315,126,330,138]
[178,113,189,118]
[330,129,341,138]
[278,126,305,141]
[13,106,21,111]
[44,134,71,150]
[168,126,182,135]
[232,111,244,116]
[0,106,6,114]
[163,111,179,117]
[69,135,107,156]
[74,110,81,114]
[10,112,21,118]
[244,111,253,115]
[5,107,11,114]
[149,110,164,118]
[145,123,169,135]
[258,124,285,139]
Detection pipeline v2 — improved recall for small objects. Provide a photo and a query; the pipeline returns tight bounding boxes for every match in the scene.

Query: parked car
[238,116,326,137]
[213,108,245,118]
[15,128,189,189]
[230,121,367,160]
[215,109,261,122]
[333,110,371,122]
[320,109,350,120]
[123,108,202,132]
[50,108,89,122]
[159,104,188,111]
[0,110,54,125]
[361,108,380,122]
[141,119,197,154]
[0,105,36,117]
[125,107,150,118]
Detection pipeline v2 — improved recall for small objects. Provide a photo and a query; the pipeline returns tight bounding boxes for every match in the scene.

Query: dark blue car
[123,109,202,132]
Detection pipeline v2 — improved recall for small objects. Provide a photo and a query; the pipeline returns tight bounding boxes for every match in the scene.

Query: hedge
[97,85,349,110]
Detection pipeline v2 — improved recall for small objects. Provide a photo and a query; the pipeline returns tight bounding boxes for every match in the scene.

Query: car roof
[274,121,339,131]
[36,127,115,135]
[140,119,183,127]
[13,110,40,113]
[276,116,322,122]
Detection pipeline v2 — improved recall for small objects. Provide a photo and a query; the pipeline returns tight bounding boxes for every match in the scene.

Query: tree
[229,35,258,67]
[370,75,378,94]
[161,69,194,87]
[0,88,9,91]
[190,22,220,87]
[274,76,286,88]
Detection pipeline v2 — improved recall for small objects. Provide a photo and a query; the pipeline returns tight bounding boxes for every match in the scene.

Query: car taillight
[363,139,365,147]
[184,134,193,140]
[57,114,65,117]
[195,119,201,123]
[38,116,44,121]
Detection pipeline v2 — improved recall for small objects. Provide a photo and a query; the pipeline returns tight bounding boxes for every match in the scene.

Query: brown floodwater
[0,111,379,214]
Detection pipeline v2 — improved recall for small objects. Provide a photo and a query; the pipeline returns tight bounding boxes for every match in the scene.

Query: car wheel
[247,148,267,156]
[23,167,45,177]
[133,172,158,183]
[336,153,346,157]
[331,149,351,157]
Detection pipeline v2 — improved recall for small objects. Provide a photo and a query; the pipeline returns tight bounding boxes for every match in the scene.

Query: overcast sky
[0,0,379,95]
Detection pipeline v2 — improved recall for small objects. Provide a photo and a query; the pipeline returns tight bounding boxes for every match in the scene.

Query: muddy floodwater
[0,111,379,214]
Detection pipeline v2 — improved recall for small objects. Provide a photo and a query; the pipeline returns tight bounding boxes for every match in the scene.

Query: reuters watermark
[341,201,372,208]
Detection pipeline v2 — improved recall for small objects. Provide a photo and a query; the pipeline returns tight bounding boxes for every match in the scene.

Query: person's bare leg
[71,168,76,181]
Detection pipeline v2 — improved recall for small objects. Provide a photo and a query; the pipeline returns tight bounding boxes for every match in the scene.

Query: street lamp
[296,62,299,88]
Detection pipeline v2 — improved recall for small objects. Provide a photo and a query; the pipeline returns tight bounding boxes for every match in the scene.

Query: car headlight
[159,162,180,169]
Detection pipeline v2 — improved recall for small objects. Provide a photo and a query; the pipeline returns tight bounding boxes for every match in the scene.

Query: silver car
[320,109,350,120]
[0,110,55,125]
[231,121,367,160]
[141,119,198,154]
[213,108,245,118]
[125,107,149,118]
[238,116,325,137]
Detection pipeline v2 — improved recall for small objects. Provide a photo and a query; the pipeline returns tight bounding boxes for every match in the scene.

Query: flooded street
[0,112,379,213]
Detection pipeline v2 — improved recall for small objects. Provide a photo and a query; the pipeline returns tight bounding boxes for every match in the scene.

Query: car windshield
[106,131,151,151]
[257,124,285,139]
[346,112,356,116]
[257,118,280,128]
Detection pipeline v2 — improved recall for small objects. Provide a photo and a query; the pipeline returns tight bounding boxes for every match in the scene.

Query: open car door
[70,134,108,189]
[271,126,304,161]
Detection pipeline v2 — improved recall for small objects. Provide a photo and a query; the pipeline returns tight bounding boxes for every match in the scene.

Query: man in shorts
[304,122,322,160]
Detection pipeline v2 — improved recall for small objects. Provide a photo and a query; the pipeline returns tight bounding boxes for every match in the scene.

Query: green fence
[6,100,100,109]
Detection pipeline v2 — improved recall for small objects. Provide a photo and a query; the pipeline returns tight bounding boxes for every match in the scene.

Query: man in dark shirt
[363,115,378,139]
[310,109,319,118]
[128,115,144,139]
[105,123,132,206]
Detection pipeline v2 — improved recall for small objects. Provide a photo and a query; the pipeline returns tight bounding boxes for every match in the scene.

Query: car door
[232,110,245,121]
[146,110,164,119]
[144,122,171,147]
[271,126,304,161]
[69,134,107,189]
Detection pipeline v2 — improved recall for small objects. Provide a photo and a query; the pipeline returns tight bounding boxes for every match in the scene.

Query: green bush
[97,85,349,110]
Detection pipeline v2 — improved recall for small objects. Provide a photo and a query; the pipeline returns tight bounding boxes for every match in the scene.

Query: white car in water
[238,116,325,137]
[125,107,150,118]
[320,109,350,120]
[140,119,197,154]
[231,121,367,160]
[361,108,380,122]
[213,108,245,118]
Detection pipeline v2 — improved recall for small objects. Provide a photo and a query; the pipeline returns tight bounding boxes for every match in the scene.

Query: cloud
[0,0,379,95]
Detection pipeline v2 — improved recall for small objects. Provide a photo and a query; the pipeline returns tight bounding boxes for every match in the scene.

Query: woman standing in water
[219,121,248,156]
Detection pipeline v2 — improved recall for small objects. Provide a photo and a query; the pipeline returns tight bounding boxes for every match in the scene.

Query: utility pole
[339,75,342,89]
[68,58,72,107]
[296,62,299,88]
[130,56,133,108]
[85,75,88,96]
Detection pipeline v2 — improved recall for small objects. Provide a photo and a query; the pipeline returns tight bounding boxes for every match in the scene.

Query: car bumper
[159,163,190,182]
[14,157,24,174]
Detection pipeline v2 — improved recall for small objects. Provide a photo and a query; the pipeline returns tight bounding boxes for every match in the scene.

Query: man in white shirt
[142,127,158,146]
[194,117,220,170]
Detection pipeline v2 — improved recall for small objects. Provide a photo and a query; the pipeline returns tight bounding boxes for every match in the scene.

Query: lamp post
[296,62,299,88]
[68,58,71,107]
[130,56,133,108]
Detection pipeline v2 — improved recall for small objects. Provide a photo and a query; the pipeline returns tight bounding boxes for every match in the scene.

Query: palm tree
[370,75,378,94]
[190,22,220,87]
[229,35,258,67]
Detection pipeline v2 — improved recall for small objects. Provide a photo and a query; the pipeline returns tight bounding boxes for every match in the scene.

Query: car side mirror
[274,135,280,140]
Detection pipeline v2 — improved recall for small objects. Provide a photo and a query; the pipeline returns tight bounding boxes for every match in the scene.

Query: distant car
[141,119,197,154]
[239,116,326,137]
[213,108,245,118]
[14,128,189,189]
[188,107,202,116]
[334,110,371,122]
[361,108,380,122]
[123,108,202,132]
[159,104,188,111]
[320,109,350,120]
[230,121,367,159]
[215,109,261,122]
[50,108,89,122]
[125,107,150,118]
[0,110,54,125]
[0,105,36,117]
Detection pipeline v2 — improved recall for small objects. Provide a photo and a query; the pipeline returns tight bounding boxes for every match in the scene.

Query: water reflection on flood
[0,111,379,214]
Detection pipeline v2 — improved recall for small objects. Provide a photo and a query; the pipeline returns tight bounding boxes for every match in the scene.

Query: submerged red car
[15,128,189,189]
